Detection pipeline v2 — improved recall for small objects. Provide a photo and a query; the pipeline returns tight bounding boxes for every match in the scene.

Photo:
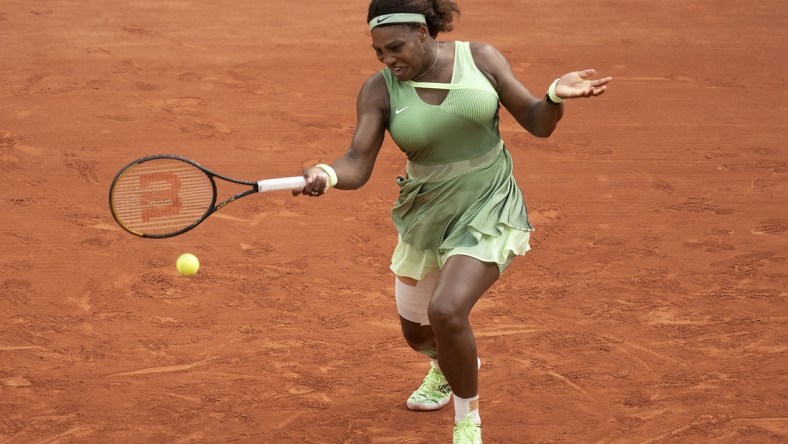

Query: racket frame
[109,154,297,238]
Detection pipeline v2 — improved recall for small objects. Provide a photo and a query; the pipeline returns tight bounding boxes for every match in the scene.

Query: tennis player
[296,1,611,442]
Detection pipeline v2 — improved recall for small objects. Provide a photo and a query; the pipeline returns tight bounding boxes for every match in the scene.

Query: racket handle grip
[257,176,306,192]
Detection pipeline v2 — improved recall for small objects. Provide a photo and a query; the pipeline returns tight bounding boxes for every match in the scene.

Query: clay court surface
[1,0,786,442]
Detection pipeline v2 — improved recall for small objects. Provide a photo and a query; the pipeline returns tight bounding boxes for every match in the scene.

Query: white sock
[454,394,481,424]
[440,357,482,424]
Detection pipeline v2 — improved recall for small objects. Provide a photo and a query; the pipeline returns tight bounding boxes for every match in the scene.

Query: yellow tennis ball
[176,253,200,276]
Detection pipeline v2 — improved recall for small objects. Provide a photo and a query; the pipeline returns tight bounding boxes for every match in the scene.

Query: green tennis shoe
[453,416,482,444]
[406,364,452,411]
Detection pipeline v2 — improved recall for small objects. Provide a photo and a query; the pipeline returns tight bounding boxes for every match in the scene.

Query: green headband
[369,13,426,30]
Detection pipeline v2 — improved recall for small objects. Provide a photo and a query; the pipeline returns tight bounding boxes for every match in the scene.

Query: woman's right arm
[297,73,389,195]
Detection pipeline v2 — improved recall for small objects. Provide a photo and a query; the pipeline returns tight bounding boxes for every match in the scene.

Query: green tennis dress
[384,41,533,280]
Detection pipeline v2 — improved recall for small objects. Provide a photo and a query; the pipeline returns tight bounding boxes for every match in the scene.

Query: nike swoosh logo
[377,16,391,24]
[396,107,409,115]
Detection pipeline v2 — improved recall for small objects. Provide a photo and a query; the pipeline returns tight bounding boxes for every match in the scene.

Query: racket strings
[111,160,214,236]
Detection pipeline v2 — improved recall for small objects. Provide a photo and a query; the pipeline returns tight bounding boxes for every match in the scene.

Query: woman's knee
[406,336,436,355]
[427,299,468,334]
[402,324,434,346]
[400,317,436,352]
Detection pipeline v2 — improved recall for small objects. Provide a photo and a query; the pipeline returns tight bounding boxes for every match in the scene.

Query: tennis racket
[109,154,305,238]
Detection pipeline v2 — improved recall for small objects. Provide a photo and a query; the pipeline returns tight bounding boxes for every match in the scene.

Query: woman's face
[370,24,429,80]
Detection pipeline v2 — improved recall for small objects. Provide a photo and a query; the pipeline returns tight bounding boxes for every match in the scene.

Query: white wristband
[547,78,564,104]
[315,163,338,188]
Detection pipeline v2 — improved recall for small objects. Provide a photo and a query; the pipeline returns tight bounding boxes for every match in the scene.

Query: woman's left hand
[554,69,613,99]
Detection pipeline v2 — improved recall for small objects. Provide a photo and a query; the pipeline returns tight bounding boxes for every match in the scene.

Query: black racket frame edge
[109,154,258,239]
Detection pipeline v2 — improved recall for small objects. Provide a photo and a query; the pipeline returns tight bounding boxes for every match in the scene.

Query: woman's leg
[429,255,499,399]
[395,273,438,356]
[395,273,451,411]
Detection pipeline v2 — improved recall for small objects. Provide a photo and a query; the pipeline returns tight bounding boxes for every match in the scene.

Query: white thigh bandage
[395,271,440,326]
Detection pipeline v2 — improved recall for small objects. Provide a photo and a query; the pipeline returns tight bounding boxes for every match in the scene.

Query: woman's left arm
[472,43,612,138]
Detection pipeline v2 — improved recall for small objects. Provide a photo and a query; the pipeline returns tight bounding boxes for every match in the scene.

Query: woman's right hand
[294,166,331,197]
